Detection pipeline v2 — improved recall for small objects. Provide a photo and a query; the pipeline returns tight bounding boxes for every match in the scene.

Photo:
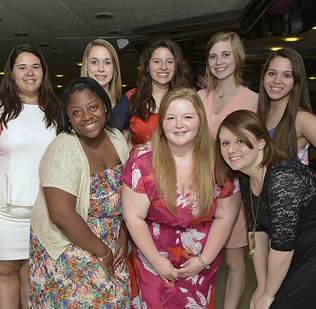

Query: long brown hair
[215,110,287,184]
[0,44,59,129]
[257,48,315,159]
[129,39,193,121]
[203,31,245,91]
[152,87,215,217]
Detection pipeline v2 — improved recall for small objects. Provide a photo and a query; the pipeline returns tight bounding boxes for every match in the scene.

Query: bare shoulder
[296,110,316,128]
[295,110,316,146]
[197,88,208,99]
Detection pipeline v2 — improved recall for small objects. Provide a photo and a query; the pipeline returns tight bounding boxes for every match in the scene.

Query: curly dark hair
[129,39,193,121]
[0,44,60,129]
[59,77,114,134]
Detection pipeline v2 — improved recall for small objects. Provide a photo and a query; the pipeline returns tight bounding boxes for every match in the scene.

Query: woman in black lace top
[215,110,316,309]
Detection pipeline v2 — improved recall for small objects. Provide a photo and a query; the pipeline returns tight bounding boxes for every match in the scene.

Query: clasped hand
[154,255,204,284]
[250,289,274,309]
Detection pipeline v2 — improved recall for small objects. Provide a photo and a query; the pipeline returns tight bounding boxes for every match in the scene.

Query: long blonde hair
[151,87,215,217]
[80,39,122,103]
[204,32,245,91]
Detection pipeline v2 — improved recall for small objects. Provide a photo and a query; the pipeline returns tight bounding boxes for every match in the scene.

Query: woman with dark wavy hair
[0,44,59,309]
[124,39,192,148]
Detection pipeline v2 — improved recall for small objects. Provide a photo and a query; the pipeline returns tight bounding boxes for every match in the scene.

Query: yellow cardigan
[31,128,129,260]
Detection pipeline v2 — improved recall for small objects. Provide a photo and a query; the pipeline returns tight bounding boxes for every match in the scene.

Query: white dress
[0,104,56,259]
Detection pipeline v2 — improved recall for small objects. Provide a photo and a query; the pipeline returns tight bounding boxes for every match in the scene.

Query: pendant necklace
[248,168,264,258]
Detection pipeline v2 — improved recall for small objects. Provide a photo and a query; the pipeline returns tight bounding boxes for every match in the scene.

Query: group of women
[0,29,315,309]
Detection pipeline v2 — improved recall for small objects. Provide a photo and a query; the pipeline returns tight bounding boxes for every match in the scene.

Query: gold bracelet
[198,253,210,269]
[98,248,110,262]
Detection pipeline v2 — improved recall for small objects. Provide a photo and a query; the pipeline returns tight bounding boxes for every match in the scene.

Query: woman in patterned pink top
[121,88,240,308]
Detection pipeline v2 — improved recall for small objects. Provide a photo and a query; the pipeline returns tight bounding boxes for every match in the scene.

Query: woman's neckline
[212,86,244,116]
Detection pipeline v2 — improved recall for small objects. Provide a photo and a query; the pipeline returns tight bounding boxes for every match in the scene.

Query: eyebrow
[165,112,195,115]
[89,57,111,60]
[151,57,174,60]
[69,99,98,108]
[210,50,231,54]
[17,62,41,67]
[267,69,292,72]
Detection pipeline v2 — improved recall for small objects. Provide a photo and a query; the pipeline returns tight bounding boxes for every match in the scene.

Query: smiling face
[219,127,265,174]
[148,47,175,87]
[87,45,114,91]
[67,88,106,141]
[208,40,236,81]
[263,56,294,104]
[12,52,43,98]
[162,98,200,150]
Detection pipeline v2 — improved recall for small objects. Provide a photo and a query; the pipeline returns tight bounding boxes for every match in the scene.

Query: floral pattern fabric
[29,165,130,308]
[121,144,239,309]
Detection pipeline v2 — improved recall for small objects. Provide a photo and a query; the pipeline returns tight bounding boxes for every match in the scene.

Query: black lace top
[240,158,316,252]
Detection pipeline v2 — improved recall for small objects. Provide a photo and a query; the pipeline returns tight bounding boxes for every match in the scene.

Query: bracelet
[198,253,210,269]
[98,248,111,262]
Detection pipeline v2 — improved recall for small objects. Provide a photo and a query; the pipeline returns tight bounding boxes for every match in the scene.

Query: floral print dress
[121,144,239,309]
[29,165,130,308]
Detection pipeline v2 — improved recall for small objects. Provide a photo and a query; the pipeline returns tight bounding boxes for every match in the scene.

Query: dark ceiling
[1,0,316,101]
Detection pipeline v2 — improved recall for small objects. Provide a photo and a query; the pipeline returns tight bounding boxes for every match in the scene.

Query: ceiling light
[122,84,127,87]
[117,39,129,49]
[270,47,283,51]
[308,76,316,80]
[0,72,4,75]
[56,74,64,78]
[95,12,113,20]
[56,85,63,88]
[282,37,302,42]
[76,62,82,66]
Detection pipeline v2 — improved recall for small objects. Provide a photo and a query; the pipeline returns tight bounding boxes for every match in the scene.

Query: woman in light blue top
[257,48,316,165]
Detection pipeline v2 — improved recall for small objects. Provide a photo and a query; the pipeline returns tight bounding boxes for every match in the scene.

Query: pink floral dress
[29,165,130,308]
[121,144,239,309]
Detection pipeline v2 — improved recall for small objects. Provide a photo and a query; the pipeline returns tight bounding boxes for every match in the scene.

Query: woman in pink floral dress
[121,88,240,308]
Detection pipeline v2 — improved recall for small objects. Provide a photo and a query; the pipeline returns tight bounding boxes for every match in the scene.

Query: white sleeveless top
[0,104,56,207]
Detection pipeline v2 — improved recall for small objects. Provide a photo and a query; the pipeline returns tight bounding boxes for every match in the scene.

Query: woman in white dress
[0,44,59,309]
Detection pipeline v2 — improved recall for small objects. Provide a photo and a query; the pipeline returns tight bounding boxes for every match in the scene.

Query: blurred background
[0,0,315,107]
